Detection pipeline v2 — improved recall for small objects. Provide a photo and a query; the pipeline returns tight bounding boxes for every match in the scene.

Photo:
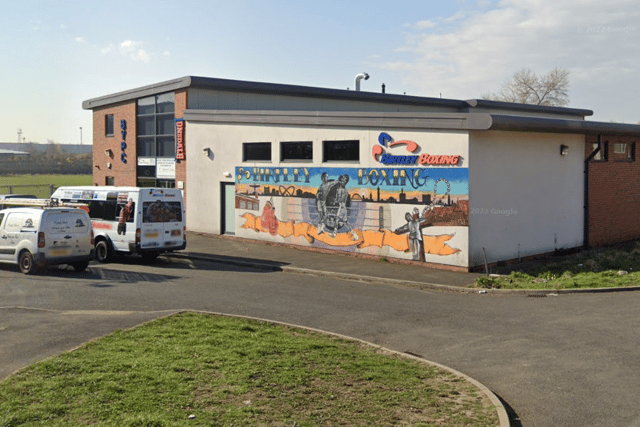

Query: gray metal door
[222,183,235,235]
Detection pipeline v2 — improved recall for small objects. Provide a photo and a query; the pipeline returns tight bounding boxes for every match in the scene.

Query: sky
[1,0,639,145]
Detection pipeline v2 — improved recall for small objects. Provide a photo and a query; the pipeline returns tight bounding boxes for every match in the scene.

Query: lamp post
[79,127,83,145]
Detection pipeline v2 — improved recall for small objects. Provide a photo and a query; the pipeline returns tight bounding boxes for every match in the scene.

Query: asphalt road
[1,256,640,427]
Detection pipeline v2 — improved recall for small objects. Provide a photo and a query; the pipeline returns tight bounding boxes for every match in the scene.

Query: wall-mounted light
[223,172,232,178]
[203,148,211,157]
[105,149,113,157]
[560,144,569,156]
[106,162,112,169]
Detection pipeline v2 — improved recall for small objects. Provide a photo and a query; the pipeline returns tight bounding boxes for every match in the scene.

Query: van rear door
[140,190,185,252]
[43,210,92,259]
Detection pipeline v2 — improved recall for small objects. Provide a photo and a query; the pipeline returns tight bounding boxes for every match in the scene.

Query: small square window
[243,142,271,162]
[105,176,115,186]
[105,114,114,137]
[590,141,608,161]
[613,142,635,161]
[323,140,360,162]
[280,141,313,161]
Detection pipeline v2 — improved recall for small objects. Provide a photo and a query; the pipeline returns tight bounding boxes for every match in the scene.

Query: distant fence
[0,160,91,175]
[0,184,56,198]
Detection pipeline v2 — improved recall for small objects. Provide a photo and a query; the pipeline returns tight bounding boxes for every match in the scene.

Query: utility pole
[79,127,83,145]
[17,128,22,144]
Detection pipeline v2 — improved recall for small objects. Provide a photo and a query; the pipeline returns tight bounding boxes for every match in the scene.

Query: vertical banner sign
[120,119,127,163]
[175,119,185,160]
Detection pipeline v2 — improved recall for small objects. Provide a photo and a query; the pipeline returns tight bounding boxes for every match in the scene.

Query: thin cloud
[119,40,151,62]
[101,40,153,62]
[377,0,640,114]
[75,37,86,44]
[415,20,437,29]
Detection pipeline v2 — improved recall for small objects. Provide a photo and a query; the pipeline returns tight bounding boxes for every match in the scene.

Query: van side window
[87,201,105,220]
[102,201,117,221]
[87,201,117,221]
[0,213,4,226]
[117,202,135,223]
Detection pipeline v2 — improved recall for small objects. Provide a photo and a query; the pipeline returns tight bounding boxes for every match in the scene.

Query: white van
[0,207,94,274]
[50,186,186,262]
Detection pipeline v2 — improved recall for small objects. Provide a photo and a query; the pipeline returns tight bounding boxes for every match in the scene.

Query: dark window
[137,137,156,157]
[105,176,115,186]
[243,142,271,162]
[323,140,360,162]
[137,165,156,179]
[86,200,117,221]
[281,141,313,161]
[105,114,114,137]
[136,92,176,178]
[136,177,176,188]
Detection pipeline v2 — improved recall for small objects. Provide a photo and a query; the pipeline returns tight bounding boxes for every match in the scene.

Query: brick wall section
[586,135,640,246]
[175,89,188,207]
[92,101,137,186]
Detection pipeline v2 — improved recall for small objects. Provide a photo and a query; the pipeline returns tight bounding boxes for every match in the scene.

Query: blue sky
[2,0,639,144]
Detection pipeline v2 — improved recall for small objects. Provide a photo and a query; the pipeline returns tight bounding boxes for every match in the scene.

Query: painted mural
[235,165,469,265]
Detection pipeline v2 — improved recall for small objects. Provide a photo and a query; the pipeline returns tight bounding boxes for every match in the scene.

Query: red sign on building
[176,119,185,160]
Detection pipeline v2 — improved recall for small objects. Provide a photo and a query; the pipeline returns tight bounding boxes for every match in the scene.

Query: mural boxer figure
[315,173,358,241]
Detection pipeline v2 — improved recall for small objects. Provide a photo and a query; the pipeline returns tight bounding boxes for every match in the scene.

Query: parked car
[0,207,95,274]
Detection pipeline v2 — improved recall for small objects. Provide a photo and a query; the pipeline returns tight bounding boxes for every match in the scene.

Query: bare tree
[482,67,570,107]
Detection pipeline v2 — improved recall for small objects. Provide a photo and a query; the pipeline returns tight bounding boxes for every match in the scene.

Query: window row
[590,141,636,162]
[242,140,360,162]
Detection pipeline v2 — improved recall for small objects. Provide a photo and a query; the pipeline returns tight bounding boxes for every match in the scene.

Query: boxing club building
[83,76,640,271]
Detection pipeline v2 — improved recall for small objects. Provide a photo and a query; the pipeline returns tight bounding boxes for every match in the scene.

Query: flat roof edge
[82,77,192,110]
[465,99,593,117]
[488,115,640,136]
[183,110,492,131]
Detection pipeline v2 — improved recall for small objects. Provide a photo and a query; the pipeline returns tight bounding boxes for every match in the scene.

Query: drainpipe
[584,135,603,248]
[354,72,369,91]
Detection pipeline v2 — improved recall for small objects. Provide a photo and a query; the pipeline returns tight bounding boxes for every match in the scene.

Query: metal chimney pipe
[355,72,369,91]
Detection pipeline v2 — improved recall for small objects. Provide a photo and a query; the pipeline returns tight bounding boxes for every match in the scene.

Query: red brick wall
[586,135,640,246]
[92,90,188,192]
[92,101,137,186]
[175,89,187,206]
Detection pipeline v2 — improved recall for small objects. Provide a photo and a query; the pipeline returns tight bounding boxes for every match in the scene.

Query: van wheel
[19,251,38,275]
[95,241,111,263]
[71,261,90,272]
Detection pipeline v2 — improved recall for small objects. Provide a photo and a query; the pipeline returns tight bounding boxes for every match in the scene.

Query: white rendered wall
[186,122,470,267]
[468,131,584,267]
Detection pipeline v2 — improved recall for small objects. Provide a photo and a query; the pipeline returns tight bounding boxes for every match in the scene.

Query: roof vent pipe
[382,83,386,93]
[355,72,369,91]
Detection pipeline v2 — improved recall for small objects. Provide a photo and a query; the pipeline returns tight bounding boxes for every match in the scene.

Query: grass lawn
[0,312,499,427]
[472,241,640,290]
[0,175,92,198]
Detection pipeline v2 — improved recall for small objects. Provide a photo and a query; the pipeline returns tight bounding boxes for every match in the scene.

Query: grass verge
[0,312,499,426]
[0,175,92,198]
[472,241,640,290]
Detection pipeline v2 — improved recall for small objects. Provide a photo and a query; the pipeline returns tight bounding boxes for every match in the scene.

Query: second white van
[51,186,186,262]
